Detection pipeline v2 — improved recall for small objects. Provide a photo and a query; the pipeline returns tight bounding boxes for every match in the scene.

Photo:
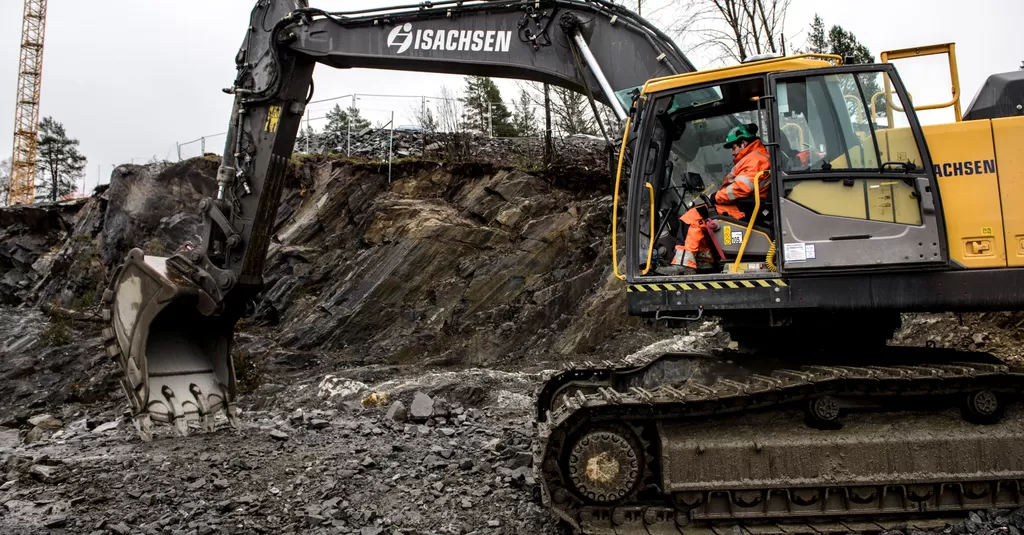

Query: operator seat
[703,168,774,264]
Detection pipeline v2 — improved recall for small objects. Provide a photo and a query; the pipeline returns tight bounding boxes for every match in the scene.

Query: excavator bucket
[101,248,239,441]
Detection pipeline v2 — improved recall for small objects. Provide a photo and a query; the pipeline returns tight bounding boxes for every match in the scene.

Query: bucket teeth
[134,413,153,443]
[189,384,213,432]
[227,403,240,428]
[161,386,189,437]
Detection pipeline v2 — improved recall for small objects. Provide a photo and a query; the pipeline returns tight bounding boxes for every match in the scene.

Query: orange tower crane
[8,0,48,205]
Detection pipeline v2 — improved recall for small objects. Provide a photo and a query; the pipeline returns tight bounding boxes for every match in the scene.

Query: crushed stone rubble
[0,380,557,535]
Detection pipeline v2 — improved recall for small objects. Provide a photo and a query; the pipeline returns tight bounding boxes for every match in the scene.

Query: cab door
[768,65,948,272]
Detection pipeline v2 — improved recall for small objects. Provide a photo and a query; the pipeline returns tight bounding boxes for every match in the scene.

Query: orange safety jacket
[712,139,770,219]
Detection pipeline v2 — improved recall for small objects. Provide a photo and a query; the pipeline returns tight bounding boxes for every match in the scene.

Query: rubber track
[536,357,1024,534]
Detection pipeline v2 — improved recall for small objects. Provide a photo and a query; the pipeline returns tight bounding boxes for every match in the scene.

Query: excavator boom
[101,0,692,439]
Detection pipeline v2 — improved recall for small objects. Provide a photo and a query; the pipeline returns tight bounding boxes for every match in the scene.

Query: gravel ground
[0,365,559,535]
[4,310,1024,535]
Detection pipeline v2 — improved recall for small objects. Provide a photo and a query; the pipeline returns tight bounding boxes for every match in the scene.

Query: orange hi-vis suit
[672,139,771,268]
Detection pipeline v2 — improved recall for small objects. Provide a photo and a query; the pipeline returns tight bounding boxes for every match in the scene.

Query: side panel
[922,121,1005,268]
[993,117,1024,267]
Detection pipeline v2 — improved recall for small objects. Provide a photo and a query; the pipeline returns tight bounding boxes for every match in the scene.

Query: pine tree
[325,104,371,135]
[296,125,318,154]
[827,25,873,64]
[806,14,827,54]
[510,89,538,136]
[460,76,514,136]
[35,117,87,202]
[826,24,880,118]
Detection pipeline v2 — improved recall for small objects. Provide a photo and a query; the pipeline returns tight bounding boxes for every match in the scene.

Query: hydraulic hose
[766,240,777,272]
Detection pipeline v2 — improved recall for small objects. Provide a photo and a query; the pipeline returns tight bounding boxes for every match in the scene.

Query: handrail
[641,183,656,275]
[781,123,804,149]
[879,43,962,122]
[844,94,866,124]
[611,116,633,281]
[731,170,768,273]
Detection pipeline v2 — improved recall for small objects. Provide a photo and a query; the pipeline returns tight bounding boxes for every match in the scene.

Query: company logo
[932,159,996,177]
[386,22,513,54]
[387,23,415,54]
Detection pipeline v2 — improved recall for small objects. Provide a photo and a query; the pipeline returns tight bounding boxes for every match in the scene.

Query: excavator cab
[626,59,946,282]
[632,75,776,273]
[618,57,975,333]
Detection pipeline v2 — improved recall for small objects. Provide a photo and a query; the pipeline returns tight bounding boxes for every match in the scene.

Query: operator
[659,123,770,275]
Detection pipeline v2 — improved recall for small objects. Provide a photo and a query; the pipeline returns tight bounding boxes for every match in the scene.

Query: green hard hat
[723,123,757,148]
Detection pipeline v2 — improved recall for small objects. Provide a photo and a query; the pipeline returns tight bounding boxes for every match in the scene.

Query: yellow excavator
[99,1,1024,532]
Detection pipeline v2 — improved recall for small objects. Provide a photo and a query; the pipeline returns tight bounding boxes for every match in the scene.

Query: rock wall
[0,153,662,419]
[256,159,643,368]
[0,160,219,309]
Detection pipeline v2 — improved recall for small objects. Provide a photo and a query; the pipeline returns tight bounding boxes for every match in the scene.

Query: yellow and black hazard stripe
[627,279,788,292]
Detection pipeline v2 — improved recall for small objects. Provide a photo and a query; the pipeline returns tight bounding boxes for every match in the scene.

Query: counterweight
[8,0,48,206]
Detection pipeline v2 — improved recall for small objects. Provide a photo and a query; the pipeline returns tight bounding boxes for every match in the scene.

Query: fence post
[388,111,394,184]
[348,94,356,156]
[544,83,553,165]
[176,142,181,161]
[201,137,206,155]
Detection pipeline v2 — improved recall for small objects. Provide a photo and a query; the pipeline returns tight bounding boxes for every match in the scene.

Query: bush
[145,238,166,256]
[43,307,73,346]
[72,289,96,310]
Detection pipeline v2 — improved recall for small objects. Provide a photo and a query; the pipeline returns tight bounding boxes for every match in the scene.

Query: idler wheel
[567,428,644,503]
[811,396,840,421]
[807,395,842,429]
[969,390,998,415]
[964,390,1002,424]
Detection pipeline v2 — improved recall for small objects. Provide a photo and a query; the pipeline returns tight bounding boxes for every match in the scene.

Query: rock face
[99,158,218,266]
[0,199,86,305]
[0,151,659,430]
[256,160,642,367]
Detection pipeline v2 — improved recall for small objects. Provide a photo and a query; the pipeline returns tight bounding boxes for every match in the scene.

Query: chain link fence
[175,93,616,171]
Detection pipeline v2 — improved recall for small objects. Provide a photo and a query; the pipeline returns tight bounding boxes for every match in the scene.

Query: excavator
[100,0,1024,533]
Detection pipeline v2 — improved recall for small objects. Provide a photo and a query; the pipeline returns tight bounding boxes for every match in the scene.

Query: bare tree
[434,85,472,160]
[517,82,609,136]
[408,101,438,133]
[670,0,793,65]
[436,85,464,134]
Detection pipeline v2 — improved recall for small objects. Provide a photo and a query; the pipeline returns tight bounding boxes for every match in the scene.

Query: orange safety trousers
[671,140,770,268]
[671,205,741,268]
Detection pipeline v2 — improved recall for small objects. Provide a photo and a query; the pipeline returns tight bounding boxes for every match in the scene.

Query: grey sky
[1,0,1021,195]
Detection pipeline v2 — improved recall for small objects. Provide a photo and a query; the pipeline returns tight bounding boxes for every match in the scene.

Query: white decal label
[387,23,415,54]
[389,23,513,54]
[805,244,815,259]
[731,231,743,244]
[784,243,807,262]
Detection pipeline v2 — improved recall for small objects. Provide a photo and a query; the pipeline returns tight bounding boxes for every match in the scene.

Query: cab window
[778,70,923,225]
[777,71,921,173]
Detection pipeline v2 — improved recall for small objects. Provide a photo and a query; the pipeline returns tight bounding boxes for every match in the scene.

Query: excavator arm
[101,0,695,440]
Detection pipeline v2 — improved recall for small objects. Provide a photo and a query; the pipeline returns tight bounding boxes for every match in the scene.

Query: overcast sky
[1,0,1021,194]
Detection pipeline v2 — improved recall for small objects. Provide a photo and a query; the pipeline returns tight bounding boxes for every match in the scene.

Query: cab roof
[642,54,842,95]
